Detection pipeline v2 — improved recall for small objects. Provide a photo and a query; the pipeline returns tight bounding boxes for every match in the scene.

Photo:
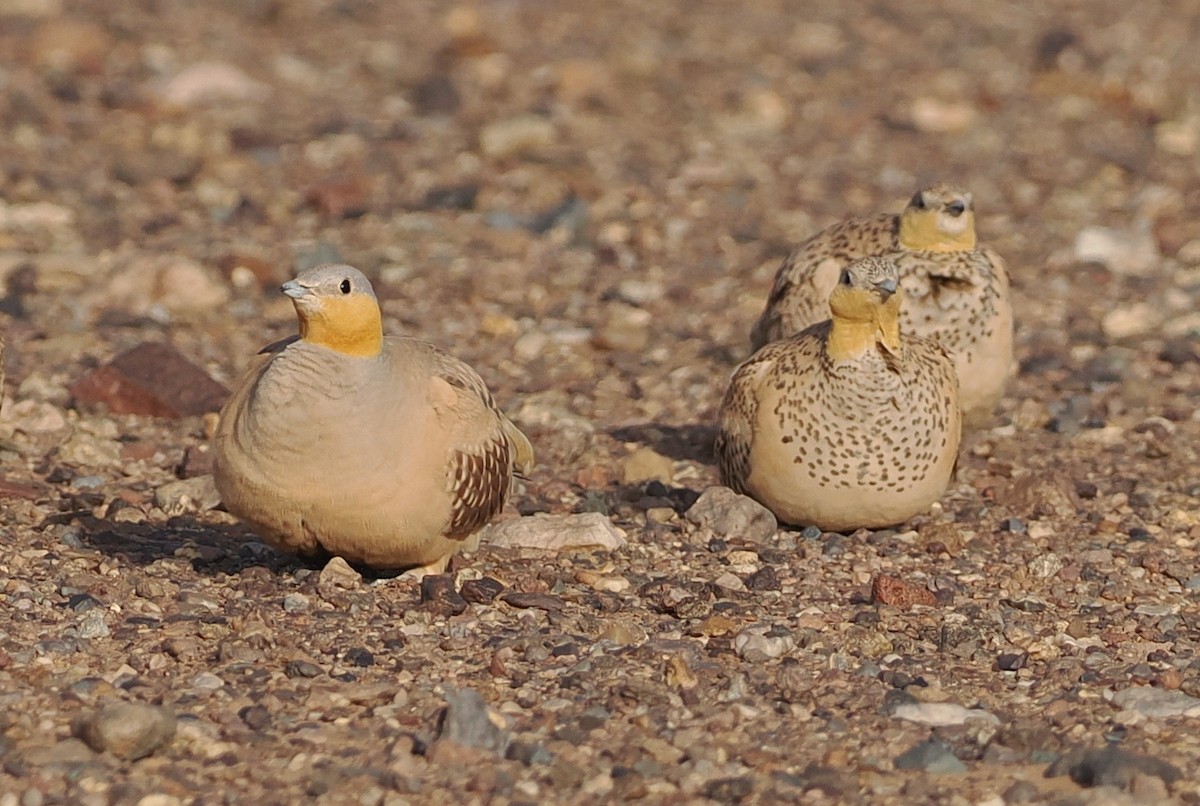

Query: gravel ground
[2,1,1200,804]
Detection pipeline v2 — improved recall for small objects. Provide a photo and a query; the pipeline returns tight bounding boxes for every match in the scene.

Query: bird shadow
[607,422,718,464]
[59,512,302,578]
[65,512,436,582]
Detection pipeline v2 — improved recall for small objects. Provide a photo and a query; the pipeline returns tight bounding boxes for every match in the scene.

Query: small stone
[910,96,977,133]
[344,647,374,667]
[304,174,369,219]
[75,702,176,760]
[282,594,310,613]
[595,304,653,353]
[420,575,468,617]
[894,738,967,774]
[70,342,229,418]
[1074,223,1160,276]
[191,672,224,690]
[284,660,323,679]
[318,557,362,589]
[890,701,999,727]
[685,487,777,544]
[1110,686,1200,718]
[1001,780,1041,803]
[597,621,643,645]
[18,738,96,768]
[481,513,626,551]
[420,184,479,211]
[745,566,781,591]
[621,447,674,485]
[239,704,271,731]
[703,777,753,803]
[479,115,556,159]
[153,475,221,515]
[997,652,1028,671]
[501,592,562,612]
[76,610,110,639]
[870,575,937,608]
[460,577,505,604]
[31,17,111,74]
[1045,745,1182,791]
[177,445,215,479]
[1102,303,1161,340]
[105,256,232,315]
[159,61,269,108]
[734,626,795,662]
[435,688,510,756]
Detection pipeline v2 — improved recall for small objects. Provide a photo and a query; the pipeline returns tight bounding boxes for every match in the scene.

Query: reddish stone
[0,477,47,501]
[870,574,937,609]
[303,174,369,219]
[177,444,215,478]
[70,342,229,418]
[219,251,284,290]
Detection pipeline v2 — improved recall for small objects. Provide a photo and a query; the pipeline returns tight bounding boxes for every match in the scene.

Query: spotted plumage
[213,264,533,574]
[719,256,961,531]
[750,183,1014,420]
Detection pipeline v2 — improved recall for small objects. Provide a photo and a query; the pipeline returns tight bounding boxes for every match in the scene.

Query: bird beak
[874,277,898,298]
[281,280,312,300]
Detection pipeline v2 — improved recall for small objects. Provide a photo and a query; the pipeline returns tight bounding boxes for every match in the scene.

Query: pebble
[460,576,505,604]
[890,701,999,727]
[684,487,777,544]
[870,575,937,609]
[435,688,511,756]
[70,342,230,418]
[318,557,363,589]
[153,475,221,515]
[1074,223,1160,276]
[910,96,977,133]
[1001,781,1040,803]
[1101,303,1161,340]
[31,18,110,74]
[105,256,232,315]
[76,610,110,639]
[734,626,795,662]
[159,62,269,108]
[1110,686,1200,718]
[281,594,310,613]
[420,575,468,617]
[1045,744,1182,791]
[18,738,96,768]
[621,447,674,484]
[6,400,68,432]
[479,115,557,159]
[481,513,626,551]
[893,738,966,774]
[75,703,177,760]
[594,304,653,353]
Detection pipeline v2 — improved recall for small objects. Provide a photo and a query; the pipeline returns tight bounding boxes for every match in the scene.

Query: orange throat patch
[296,295,384,357]
[898,212,977,252]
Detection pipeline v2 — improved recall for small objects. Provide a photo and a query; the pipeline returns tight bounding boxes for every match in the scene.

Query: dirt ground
[2,0,1200,803]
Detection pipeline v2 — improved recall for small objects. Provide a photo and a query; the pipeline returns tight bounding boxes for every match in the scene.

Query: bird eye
[909,192,927,210]
[340,279,351,294]
[945,201,965,217]
[839,269,852,286]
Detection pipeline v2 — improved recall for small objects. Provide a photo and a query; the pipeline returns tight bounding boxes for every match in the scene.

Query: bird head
[282,264,384,357]
[897,183,977,252]
[827,256,903,357]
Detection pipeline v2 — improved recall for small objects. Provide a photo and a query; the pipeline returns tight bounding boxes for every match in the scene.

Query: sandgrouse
[212,264,533,575]
[750,183,1014,420]
[718,256,961,531]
